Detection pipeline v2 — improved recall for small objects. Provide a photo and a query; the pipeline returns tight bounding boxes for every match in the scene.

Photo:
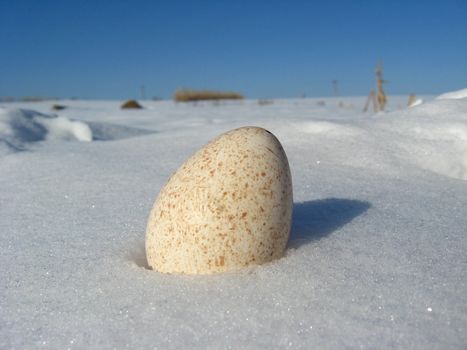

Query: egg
[145,126,293,274]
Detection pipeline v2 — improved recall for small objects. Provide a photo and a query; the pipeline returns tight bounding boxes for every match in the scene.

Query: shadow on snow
[289,198,370,248]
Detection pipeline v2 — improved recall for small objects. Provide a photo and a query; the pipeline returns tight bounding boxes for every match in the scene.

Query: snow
[408,98,423,107]
[436,87,467,100]
[1,94,466,349]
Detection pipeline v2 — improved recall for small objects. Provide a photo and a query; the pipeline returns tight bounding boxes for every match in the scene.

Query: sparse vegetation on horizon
[174,89,244,102]
[121,99,143,109]
[407,93,417,106]
[363,62,388,112]
[52,104,67,111]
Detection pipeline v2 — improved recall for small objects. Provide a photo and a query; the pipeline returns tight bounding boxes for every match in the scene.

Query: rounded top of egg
[146,126,293,274]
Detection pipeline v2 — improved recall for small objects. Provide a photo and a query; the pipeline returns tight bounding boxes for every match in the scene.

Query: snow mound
[372,100,467,180]
[0,109,92,153]
[404,122,467,180]
[0,108,156,155]
[436,88,467,100]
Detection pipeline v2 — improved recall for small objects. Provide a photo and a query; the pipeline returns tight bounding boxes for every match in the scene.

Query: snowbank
[436,87,467,100]
[0,108,157,155]
[0,108,91,154]
[370,99,467,180]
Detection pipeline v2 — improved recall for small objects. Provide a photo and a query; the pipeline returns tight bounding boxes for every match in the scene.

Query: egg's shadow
[289,198,371,248]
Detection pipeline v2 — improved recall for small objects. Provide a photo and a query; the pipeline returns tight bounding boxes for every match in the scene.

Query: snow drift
[436,87,467,100]
[371,99,467,180]
[0,108,156,155]
[0,108,91,153]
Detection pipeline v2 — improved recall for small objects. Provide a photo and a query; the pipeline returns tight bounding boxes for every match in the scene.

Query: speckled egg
[145,126,293,274]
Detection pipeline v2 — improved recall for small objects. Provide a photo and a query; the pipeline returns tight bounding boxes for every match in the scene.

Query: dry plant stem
[376,63,387,111]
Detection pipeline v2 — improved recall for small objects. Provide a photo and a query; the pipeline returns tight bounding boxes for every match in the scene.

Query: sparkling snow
[1,93,466,349]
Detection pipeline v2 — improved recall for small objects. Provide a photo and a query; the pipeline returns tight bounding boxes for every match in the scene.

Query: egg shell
[145,126,293,274]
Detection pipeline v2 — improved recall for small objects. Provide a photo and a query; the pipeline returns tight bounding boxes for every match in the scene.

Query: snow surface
[1,94,466,349]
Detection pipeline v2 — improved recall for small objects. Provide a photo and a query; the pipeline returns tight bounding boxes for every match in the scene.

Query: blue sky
[1,0,466,99]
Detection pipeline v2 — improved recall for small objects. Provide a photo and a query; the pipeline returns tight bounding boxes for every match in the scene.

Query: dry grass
[174,89,244,102]
[407,93,417,106]
[121,99,143,109]
[52,104,67,111]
